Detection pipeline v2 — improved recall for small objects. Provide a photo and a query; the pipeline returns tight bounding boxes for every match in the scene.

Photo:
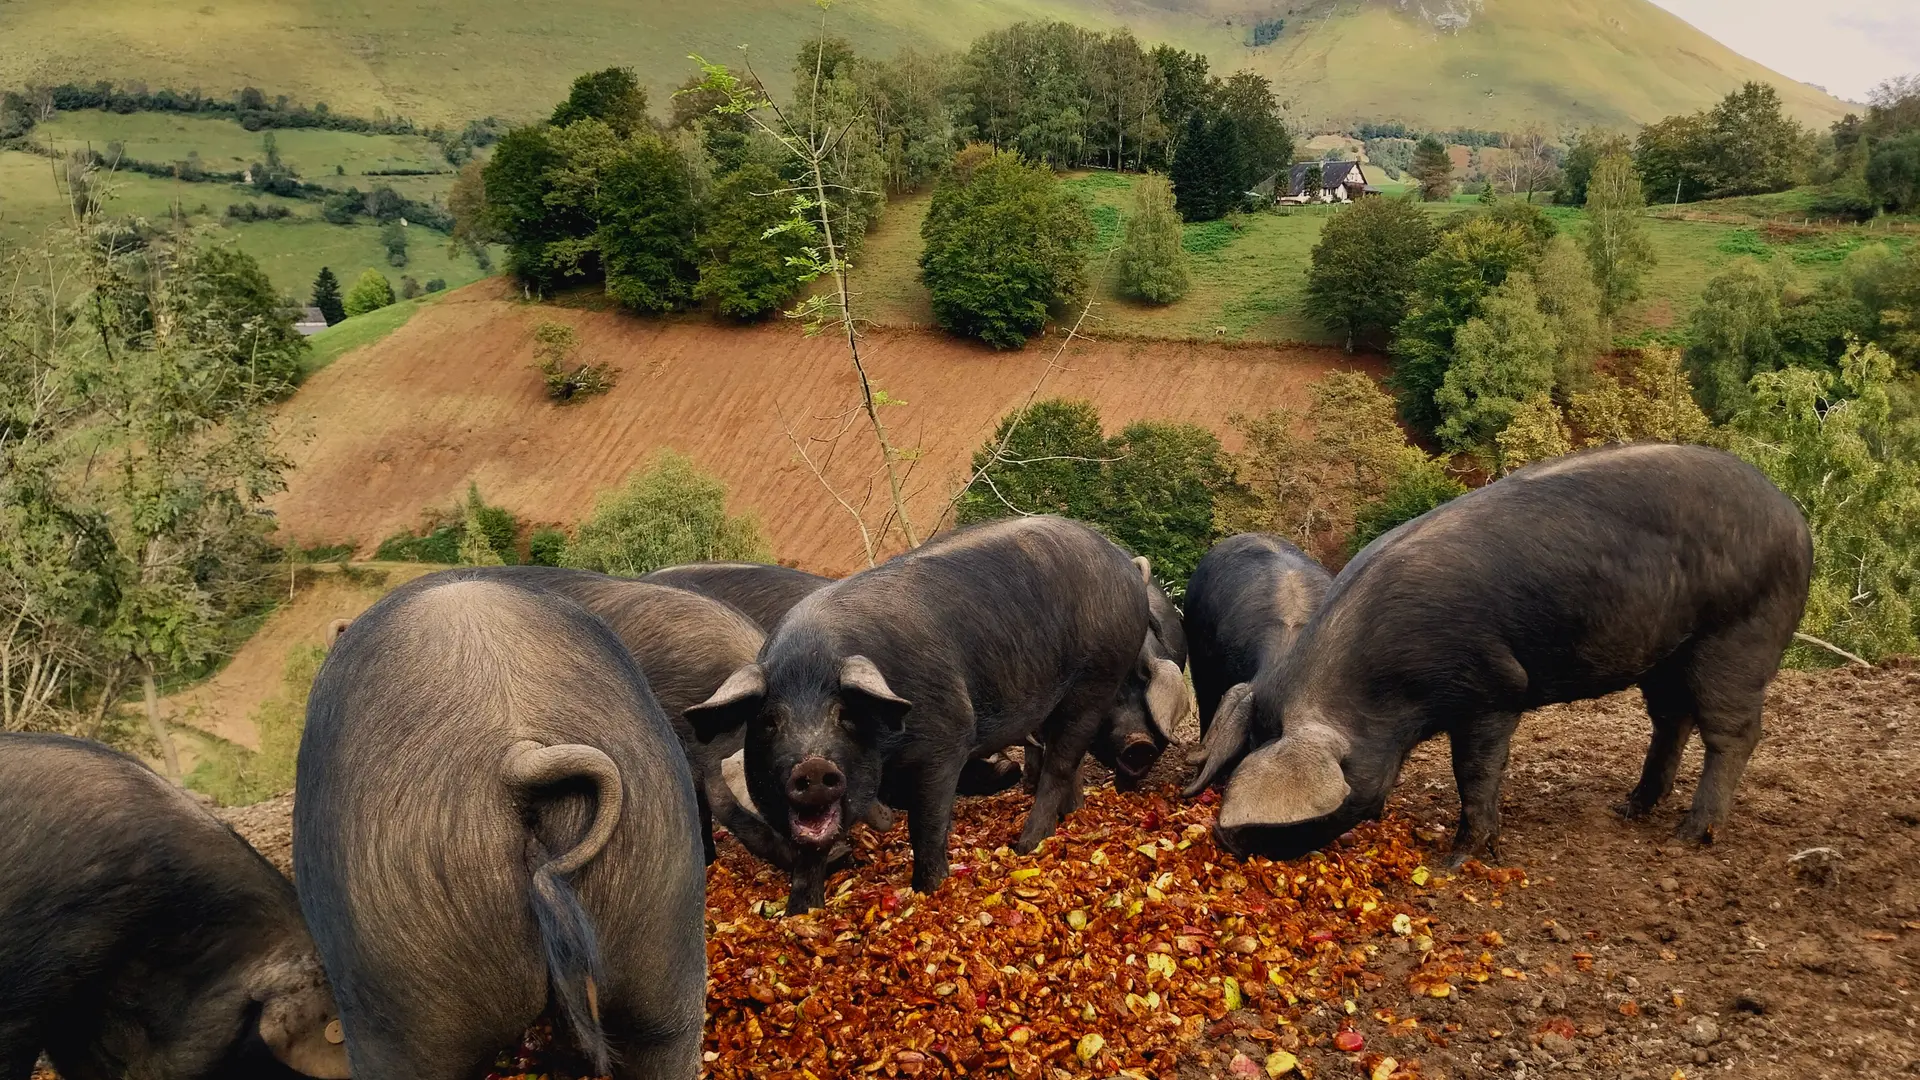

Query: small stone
[1540,1033,1576,1056]
[1622,975,1641,990]
[1658,877,1681,893]
[1734,1038,1754,1053]
[1693,1048,1711,1065]
[1683,1016,1721,1047]
[1551,924,1575,943]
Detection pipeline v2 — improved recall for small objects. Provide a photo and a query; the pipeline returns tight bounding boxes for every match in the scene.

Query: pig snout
[1117,732,1160,778]
[786,756,846,847]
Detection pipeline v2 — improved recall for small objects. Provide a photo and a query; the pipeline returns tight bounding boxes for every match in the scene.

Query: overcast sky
[1647,0,1920,103]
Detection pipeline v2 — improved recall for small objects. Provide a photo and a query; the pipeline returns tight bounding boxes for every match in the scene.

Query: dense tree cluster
[954,399,1229,587]
[1633,82,1808,204]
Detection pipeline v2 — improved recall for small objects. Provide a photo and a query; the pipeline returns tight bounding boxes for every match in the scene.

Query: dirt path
[270,282,1382,574]
[218,663,1919,1079]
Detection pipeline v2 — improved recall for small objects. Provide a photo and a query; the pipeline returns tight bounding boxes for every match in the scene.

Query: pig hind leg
[1618,666,1697,820]
[1671,626,1774,844]
[0,1022,40,1080]
[1445,712,1520,868]
[1014,688,1106,854]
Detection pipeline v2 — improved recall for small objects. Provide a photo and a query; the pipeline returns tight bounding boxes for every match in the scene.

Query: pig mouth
[788,801,844,847]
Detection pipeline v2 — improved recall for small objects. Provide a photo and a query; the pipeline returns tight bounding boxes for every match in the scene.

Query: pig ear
[1183,681,1254,797]
[685,664,766,743]
[324,618,351,649]
[1215,726,1351,831]
[839,655,911,730]
[1145,656,1189,742]
[1132,555,1153,586]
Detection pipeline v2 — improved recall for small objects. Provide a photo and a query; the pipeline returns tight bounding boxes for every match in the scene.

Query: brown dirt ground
[217,663,1919,1080]
[272,281,1382,575]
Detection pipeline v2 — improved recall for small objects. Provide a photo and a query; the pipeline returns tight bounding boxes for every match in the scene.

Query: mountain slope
[0,0,1847,132]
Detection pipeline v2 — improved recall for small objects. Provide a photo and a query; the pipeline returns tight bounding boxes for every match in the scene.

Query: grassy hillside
[848,172,1895,346]
[0,0,1846,132]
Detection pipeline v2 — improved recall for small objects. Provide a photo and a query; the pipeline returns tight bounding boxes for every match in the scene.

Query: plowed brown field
[272,281,1382,573]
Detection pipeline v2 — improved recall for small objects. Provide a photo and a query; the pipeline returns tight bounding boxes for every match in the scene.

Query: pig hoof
[1614,796,1656,820]
[1673,818,1717,845]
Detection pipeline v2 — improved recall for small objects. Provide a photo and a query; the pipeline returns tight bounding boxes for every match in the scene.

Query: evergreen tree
[1583,149,1655,320]
[1116,172,1190,304]
[1409,136,1454,201]
[310,266,345,326]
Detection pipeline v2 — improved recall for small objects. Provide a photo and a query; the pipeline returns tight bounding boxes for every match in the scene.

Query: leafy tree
[1149,45,1211,169]
[562,450,771,575]
[1635,82,1808,203]
[1409,136,1454,201]
[1684,257,1790,420]
[1390,217,1538,433]
[1866,132,1920,212]
[1217,371,1458,566]
[343,268,395,317]
[550,67,650,138]
[1556,130,1630,206]
[1583,149,1655,320]
[1101,420,1228,584]
[1531,235,1604,394]
[1304,196,1438,350]
[1484,198,1557,257]
[1,223,287,765]
[696,163,818,319]
[168,241,307,389]
[1843,242,1920,369]
[593,133,699,313]
[956,399,1109,524]
[1116,172,1190,304]
[1435,273,1561,470]
[1569,347,1717,447]
[1494,394,1574,471]
[1732,341,1919,663]
[1346,459,1465,556]
[1635,112,1713,205]
[481,125,571,289]
[310,266,345,325]
[919,150,1092,348]
[446,159,499,260]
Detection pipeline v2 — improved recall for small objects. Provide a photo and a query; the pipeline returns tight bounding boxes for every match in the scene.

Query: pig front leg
[785,853,831,915]
[1446,713,1518,868]
[904,758,968,894]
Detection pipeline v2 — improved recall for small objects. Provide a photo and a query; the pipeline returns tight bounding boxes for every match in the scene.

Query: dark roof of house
[1287,160,1365,196]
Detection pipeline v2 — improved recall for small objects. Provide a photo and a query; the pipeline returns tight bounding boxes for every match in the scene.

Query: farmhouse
[1276,160,1376,204]
[294,306,329,336]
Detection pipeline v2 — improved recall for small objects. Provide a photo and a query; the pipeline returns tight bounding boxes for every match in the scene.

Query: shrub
[1116,173,1190,304]
[373,524,462,563]
[424,277,447,293]
[1100,420,1230,585]
[342,269,395,317]
[920,150,1092,349]
[1347,459,1467,556]
[382,221,409,267]
[372,486,518,564]
[562,450,772,575]
[531,321,617,402]
[527,527,569,567]
[183,643,325,805]
[399,275,422,299]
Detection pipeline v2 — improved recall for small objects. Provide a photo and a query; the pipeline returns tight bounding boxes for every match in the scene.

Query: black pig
[1214,445,1812,867]
[295,572,705,1080]
[1,734,350,1080]
[1181,533,1332,794]
[687,516,1172,913]
[638,561,832,633]
[1023,555,1190,793]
